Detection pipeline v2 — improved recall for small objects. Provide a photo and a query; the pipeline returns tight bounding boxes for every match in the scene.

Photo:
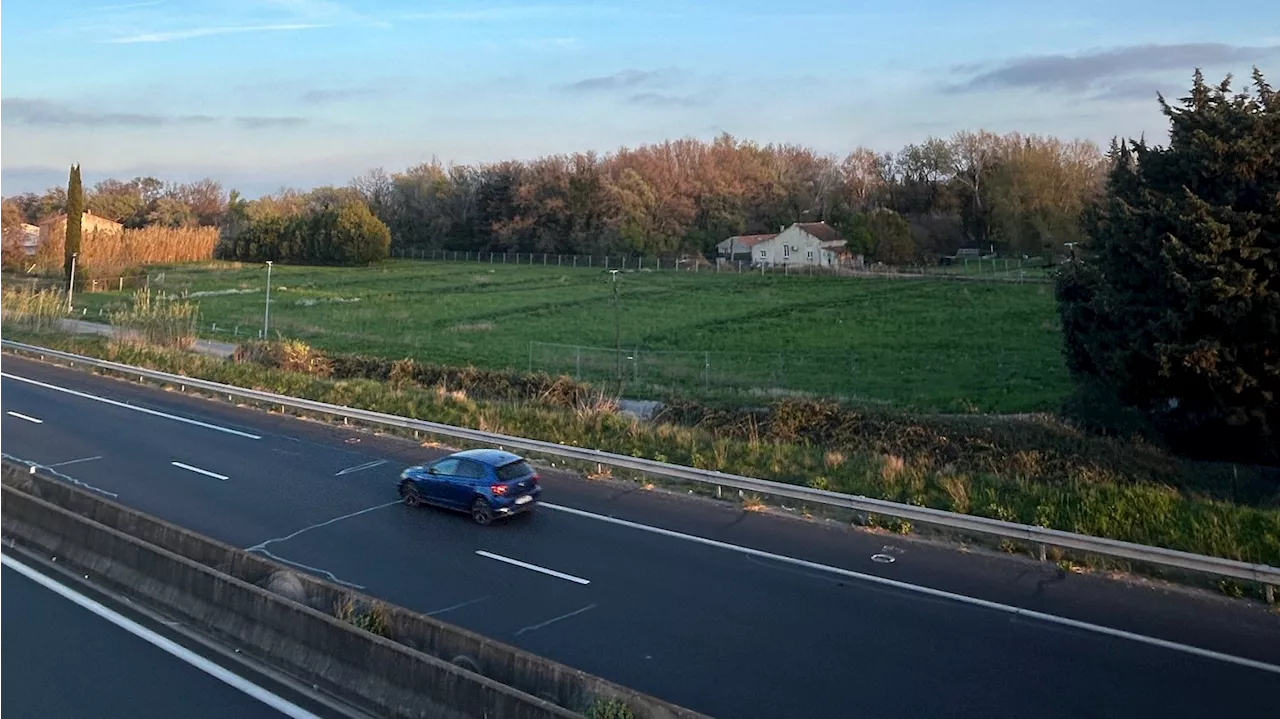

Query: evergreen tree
[64,164,84,279]
[1056,69,1279,463]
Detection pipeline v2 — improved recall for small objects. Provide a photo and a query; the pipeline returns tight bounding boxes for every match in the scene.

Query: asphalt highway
[3,354,1279,718]
[0,557,334,719]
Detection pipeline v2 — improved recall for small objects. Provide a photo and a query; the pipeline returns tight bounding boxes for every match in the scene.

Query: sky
[2,0,1278,197]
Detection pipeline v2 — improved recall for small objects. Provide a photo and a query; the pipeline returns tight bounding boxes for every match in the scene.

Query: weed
[743,494,767,512]
[334,596,390,637]
[1217,578,1245,598]
[584,698,635,719]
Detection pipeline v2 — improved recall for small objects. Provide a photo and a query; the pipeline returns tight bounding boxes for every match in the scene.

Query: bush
[219,197,390,266]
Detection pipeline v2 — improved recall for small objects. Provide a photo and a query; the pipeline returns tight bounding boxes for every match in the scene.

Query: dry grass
[0,286,67,331]
[881,454,906,481]
[34,226,218,277]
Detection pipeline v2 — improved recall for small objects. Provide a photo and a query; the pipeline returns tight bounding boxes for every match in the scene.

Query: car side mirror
[427,467,439,475]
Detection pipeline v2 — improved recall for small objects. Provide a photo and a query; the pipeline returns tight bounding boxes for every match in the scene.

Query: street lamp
[67,252,78,313]
[609,269,620,382]
[263,260,274,339]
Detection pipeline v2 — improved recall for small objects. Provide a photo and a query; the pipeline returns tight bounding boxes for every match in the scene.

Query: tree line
[3,129,1108,266]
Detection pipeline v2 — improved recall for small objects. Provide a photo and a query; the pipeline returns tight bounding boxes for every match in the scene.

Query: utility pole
[263,260,274,339]
[66,252,78,313]
[610,269,620,383]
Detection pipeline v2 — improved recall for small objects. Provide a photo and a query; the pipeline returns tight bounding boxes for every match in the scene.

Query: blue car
[398,449,541,525]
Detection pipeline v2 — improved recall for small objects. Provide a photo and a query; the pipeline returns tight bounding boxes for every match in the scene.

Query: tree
[1,199,22,231]
[1056,69,1279,463]
[866,209,915,265]
[65,164,84,279]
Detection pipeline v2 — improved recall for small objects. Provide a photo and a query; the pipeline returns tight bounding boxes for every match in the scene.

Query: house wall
[753,227,832,267]
[38,213,124,245]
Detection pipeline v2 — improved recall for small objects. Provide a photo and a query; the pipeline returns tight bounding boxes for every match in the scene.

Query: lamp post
[67,252,78,313]
[263,260,274,339]
[609,269,620,382]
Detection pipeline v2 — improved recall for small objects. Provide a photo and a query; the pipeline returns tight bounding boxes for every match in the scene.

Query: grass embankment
[5,328,1277,591]
[67,260,1070,414]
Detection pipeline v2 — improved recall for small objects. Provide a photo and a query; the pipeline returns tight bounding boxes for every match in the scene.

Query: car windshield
[495,460,532,482]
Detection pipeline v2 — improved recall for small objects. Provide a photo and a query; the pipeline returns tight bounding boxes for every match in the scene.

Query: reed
[35,226,219,277]
[108,289,200,349]
[0,286,67,331]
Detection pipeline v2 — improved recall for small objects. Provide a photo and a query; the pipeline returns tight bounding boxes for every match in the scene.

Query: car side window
[431,458,460,475]
[456,460,485,480]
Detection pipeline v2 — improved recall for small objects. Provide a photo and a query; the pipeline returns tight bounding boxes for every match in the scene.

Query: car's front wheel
[400,480,423,508]
[471,497,494,526]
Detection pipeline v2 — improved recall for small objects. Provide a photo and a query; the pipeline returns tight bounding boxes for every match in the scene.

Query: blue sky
[3,0,1278,196]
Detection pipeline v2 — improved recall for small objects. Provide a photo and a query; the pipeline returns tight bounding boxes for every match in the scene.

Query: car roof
[448,448,525,466]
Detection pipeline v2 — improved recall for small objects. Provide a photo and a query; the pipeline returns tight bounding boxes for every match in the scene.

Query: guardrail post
[1039,543,1047,562]
[1268,584,1276,604]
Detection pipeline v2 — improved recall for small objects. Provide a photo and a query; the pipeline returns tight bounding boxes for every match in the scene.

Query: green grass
[69,260,1071,413]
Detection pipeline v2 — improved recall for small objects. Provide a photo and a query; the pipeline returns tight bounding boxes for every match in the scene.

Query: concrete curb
[1,463,711,719]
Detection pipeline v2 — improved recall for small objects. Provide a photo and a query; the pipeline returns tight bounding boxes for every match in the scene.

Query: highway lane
[3,355,1280,717]
[0,557,332,719]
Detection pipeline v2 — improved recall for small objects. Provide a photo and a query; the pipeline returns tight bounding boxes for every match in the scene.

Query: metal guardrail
[3,339,1277,596]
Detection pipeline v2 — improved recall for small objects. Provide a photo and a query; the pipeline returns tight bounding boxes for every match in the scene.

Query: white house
[748,222,848,267]
[0,223,40,259]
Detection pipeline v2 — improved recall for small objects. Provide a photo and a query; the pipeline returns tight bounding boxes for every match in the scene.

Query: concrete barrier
[0,462,711,719]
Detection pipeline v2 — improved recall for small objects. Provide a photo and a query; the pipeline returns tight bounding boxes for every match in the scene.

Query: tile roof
[725,233,778,248]
[793,221,843,244]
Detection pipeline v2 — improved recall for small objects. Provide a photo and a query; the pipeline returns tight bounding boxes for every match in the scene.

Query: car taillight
[530,474,539,485]
[490,484,508,495]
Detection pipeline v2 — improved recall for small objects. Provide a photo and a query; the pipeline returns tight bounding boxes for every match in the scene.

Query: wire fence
[390,248,1055,283]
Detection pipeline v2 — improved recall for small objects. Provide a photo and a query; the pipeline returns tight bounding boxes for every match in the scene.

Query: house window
[783,245,791,258]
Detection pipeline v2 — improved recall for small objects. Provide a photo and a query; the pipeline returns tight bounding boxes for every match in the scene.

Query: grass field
[70,260,1070,413]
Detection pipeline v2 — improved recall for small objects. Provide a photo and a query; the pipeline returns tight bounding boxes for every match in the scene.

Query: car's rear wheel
[400,481,422,508]
[471,497,494,526]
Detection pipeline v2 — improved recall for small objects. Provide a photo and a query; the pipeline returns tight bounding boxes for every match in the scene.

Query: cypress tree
[1056,68,1279,464]
[64,163,84,279]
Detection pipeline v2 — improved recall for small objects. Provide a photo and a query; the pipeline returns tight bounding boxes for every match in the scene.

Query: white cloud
[104,23,327,43]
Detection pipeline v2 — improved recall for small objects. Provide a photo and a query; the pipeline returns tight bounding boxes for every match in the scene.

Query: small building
[747,222,848,268]
[716,233,778,264]
[38,210,123,246]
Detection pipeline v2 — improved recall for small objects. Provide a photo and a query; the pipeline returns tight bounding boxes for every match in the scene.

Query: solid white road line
[46,455,104,468]
[516,604,598,636]
[474,550,591,585]
[334,459,388,476]
[0,554,322,719]
[539,502,1280,675]
[6,410,44,424]
[171,461,229,481]
[0,372,261,440]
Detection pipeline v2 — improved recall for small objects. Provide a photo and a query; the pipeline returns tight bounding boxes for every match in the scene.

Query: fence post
[575,346,581,380]
[704,351,710,389]
[119,277,124,291]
